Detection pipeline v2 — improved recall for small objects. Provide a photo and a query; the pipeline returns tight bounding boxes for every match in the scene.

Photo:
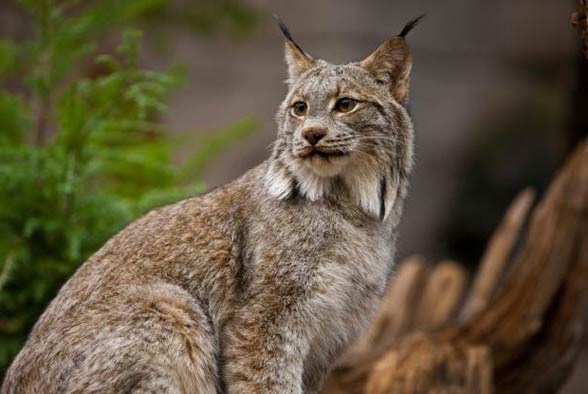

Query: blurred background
[0,0,586,390]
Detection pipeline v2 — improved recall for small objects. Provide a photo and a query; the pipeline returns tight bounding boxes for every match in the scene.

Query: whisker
[326,136,355,142]
[354,136,397,142]
[351,144,391,157]
[322,143,353,149]
[349,148,376,158]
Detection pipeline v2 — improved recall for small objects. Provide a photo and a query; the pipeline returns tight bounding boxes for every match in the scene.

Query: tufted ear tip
[358,15,424,106]
[274,15,314,83]
[399,14,426,38]
[273,15,294,43]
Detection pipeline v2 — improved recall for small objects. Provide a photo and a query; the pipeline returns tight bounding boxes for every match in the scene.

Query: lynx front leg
[223,305,307,394]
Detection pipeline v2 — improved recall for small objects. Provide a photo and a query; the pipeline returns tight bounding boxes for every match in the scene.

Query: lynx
[2,15,422,394]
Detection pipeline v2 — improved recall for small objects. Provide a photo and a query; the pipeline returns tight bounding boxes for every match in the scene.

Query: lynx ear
[274,15,314,83]
[360,15,424,106]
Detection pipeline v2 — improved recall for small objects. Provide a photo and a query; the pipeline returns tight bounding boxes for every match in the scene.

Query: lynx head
[265,16,423,221]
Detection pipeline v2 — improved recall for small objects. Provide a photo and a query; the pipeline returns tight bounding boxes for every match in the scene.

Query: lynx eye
[334,98,357,113]
[291,101,308,117]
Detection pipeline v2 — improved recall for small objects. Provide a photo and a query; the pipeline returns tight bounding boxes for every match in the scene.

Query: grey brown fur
[2,17,420,394]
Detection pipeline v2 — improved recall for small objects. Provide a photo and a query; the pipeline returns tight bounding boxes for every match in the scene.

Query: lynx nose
[302,128,327,146]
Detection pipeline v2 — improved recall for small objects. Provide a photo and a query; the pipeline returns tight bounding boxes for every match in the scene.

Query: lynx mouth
[295,146,351,177]
[297,147,349,160]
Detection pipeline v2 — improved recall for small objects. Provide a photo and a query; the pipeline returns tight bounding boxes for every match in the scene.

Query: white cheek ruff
[343,159,400,221]
[344,167,381,218]
[265,155,399,221]
[382,173,399,221]
[265,161,295,200]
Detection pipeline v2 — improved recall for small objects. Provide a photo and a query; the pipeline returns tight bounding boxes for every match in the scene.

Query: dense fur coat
[2,17,420,394]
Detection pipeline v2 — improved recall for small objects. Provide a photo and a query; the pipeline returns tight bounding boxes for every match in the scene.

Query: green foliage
[0,0,257,376]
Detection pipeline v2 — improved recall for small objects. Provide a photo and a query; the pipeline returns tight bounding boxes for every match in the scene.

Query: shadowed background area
[1,0,586,390]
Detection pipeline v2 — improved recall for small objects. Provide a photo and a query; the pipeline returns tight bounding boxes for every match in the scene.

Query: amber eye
[334,98,357,113]
[291,101,308,117]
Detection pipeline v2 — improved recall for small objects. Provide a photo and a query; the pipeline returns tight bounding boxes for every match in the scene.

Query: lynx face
[266,19,416,220]
[281,63,405,179]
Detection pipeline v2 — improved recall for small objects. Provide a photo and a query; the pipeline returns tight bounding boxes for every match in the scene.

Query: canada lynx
[2,16,421,394]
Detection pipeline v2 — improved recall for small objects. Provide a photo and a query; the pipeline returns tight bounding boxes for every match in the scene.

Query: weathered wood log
[460,189,535,320]
[322,143,588,394]
[413,260,467,330]
[364,336,494,394]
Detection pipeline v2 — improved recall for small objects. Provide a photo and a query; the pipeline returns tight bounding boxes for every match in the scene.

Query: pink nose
[302,128,327,146]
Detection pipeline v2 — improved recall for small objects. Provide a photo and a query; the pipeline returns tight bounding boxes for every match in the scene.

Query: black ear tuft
[273,14,307,55]
[273,14,293,41]
[399,14,426,38]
